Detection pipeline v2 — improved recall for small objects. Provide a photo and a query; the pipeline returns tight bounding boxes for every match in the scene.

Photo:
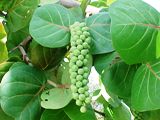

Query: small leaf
[1,62,47,120]
[85,12,114,54]
[29,4,76,48]
[40,109,70,120]
[131,59,160,111]
[64,102,97,120]
[41,88,72,109]
[109,0,160,64]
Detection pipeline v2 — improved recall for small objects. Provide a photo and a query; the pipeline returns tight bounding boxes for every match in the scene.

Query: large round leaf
[41,88,72,109]
[85,12,114,54]
[131,59,160,111]
[0,62,47,120]
[29,4,76,48]
[109,0,160,64]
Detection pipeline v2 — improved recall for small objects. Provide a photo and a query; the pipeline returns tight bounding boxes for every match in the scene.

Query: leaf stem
[47,80,70,89]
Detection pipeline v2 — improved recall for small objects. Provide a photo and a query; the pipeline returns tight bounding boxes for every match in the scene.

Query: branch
[9,36,32,53]
[47,80,70,89]
[60,0,80,8]
[94,109,105,117]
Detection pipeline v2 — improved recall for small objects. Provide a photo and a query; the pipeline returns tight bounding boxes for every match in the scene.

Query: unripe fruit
[76,75,83,81]
[85,97,91,104]
[71,85,77,92]
[78,88,85,94]
[69,22,92,112]
[78,55,84,60]
[78,68,84,75]
[79,94,86,101]
[73,93,79,99]
[76,81,83,87]
[76,60,83,67]
[76,100,83,106]
[80,106,87,113]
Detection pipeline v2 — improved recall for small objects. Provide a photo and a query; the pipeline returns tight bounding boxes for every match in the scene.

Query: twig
[47,80,70,89]
[60,0,80,7]
[94,109,105,117]
[9,36,32,53]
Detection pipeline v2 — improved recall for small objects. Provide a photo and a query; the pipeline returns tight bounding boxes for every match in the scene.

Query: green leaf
[57,61,71,84]
[0,41,8,63]
[1,62,47,120]
[131,59,160,111]
[41,88,72,109]
[0,1,13,11]
[29,41,66,70]
[156,31,160,58]
[69,7,84,22]
[7,26,29,51]
[40,109,70,120]
[94,52,116,74]
[0,107,14,120]
[85,12,114,54]
[40,0,59,5]
[0,23,6,39]
[102,61,138,98]
[109,0,160,64]
[6,0,39,32]
[64,102,97,120]
[29,4,76,48]
[111,103,131,120]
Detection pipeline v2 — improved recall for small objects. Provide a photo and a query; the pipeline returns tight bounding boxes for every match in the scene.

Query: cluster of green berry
[69,22,92,113]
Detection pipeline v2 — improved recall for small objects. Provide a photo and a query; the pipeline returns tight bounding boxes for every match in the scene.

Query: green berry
[70,56,78,63]
[78,68,84,75]
[73,35,79,40]
[85,54,89,59]
[78,88,85,94]
[80,22,86,27]
[71,65,78,72]
[71,42,76,46]
[82,42,89,48]
[83,59,88,65]
[83,73,89,79]
[79,94,86,101]
[85,91,89,96]
[80,35,86,40]
[84,86,89,91]
[83,31,90,36]
[83,67,89,72]
[73,93,79,99]
[77,39,83,45]
[70,46,76,51]
[77,45,83,50]
[81,49,89,55]
[76,60,83,67]
[86,37,91,43]
[82,27,89,31]
[71,79,76,84]
[78,55,84,60]
[73,50,80,56]
[77,30,83,35]
[82,79,88,85]
[85,97,91,104]
[76,75,83,81]
[76,100,83,106]
[76,81,83,87]
[80,106,87,113]
[71,85,77,92]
